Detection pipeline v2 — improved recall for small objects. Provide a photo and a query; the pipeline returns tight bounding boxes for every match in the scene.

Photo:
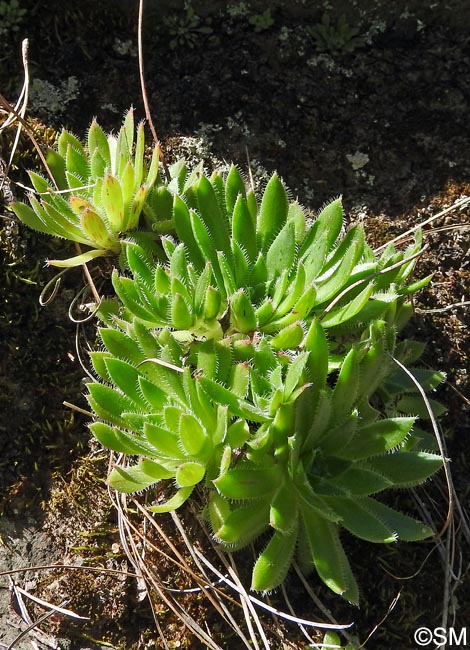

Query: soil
[0,2,469,649]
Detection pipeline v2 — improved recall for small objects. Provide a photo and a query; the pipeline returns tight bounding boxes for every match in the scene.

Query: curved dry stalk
[115,495,226,650]
[358,591,401,649]
[0,95,56,191]
[318,245,428,320]
[292,564,355,635]
[4,605,63,650]
[0,39,29,195]
[193,504,353,635]
[68,287,103,324]
[416,300,470,314]
[192,546,352,632]
[136,357,184,373]
[105,476,353,649]
[388,354,453,536]
[170,510,257,648]
[374,195,470,252]
[38,269,69,306]
[280,583,316,646]
[13,585,89,621]
[225,558,269,650]
[388,354,460,648]
[0,564,139,580]
[108,478,236,649]
[138,0,167,180]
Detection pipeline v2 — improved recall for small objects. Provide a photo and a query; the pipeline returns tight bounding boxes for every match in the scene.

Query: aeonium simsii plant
[12,111,445,602]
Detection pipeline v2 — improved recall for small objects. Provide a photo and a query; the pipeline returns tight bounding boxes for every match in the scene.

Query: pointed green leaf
[101,174,124,232]
[172,194,204,270]
[196,174,231,259]
[149,486,193,513]
[171,293,193,330]
[324,495,396,543]
[179,413,208,456]
[321,282,375,329]
[299,198,343,277]
[257,173,289,251]
[271,322,304,350]
[144,423,184,459]
[334,417,416,461]
[100,327,144,363]
[326,466,392,496]
[87,383,136,425]
[28,171,51,195]
[145,141,160,189]
[270,481,298,532]
[176,461,206,487]
[58,129,85,159]
[226,418,250,448]
[81,208,118,251]
[47,248,108,267]
[357,497,435,541]
[225,165,246,214]
[137,375,165,409]
[330,347,360,426]
[215,499,270,546]
[314,242,361,305]
[324,495,433,542]
[208,492,231,533]
[396,395,447,420]
[251,528,297,591]
[300,504,359,604]
[284,350,310,398]
[302,389,333,451]
[66,143,88,181]
[276,262,306,317]
[231,289,257,333]
[217,250,237,296]
[11,200,57,236]
[200,377,270,422]
[266,220,296,280]
[362,451,443,487]
[45,148,67,190]
[288,201,306,242]
[232,195,257,265]
[108,463,162,493]
[104,357,144,407]
[228,362,250,399]
[214,464,281,500]
[88,119,111,169]
[90,148,107,180]
[270,268,290,311]
[319,410,359,453]
[90,422,163,457]
[303,318,329,391]
[190,210,224,288]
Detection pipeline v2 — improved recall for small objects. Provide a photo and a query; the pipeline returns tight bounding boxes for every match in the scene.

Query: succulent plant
[84,161,443,602]
[12,112,445,604]
[87,324,262,511]
[111,162,431,346]
[307,13,366,55]
[211,319,444,602]
[87,297,443,603]
[11,109,160,266]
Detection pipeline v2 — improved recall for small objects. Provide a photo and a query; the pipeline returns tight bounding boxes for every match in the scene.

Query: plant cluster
[0,0,26,38]
[248,8,274,33]
[162,5,214,50]
[11,112,444,603]
[307,13,366,55]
